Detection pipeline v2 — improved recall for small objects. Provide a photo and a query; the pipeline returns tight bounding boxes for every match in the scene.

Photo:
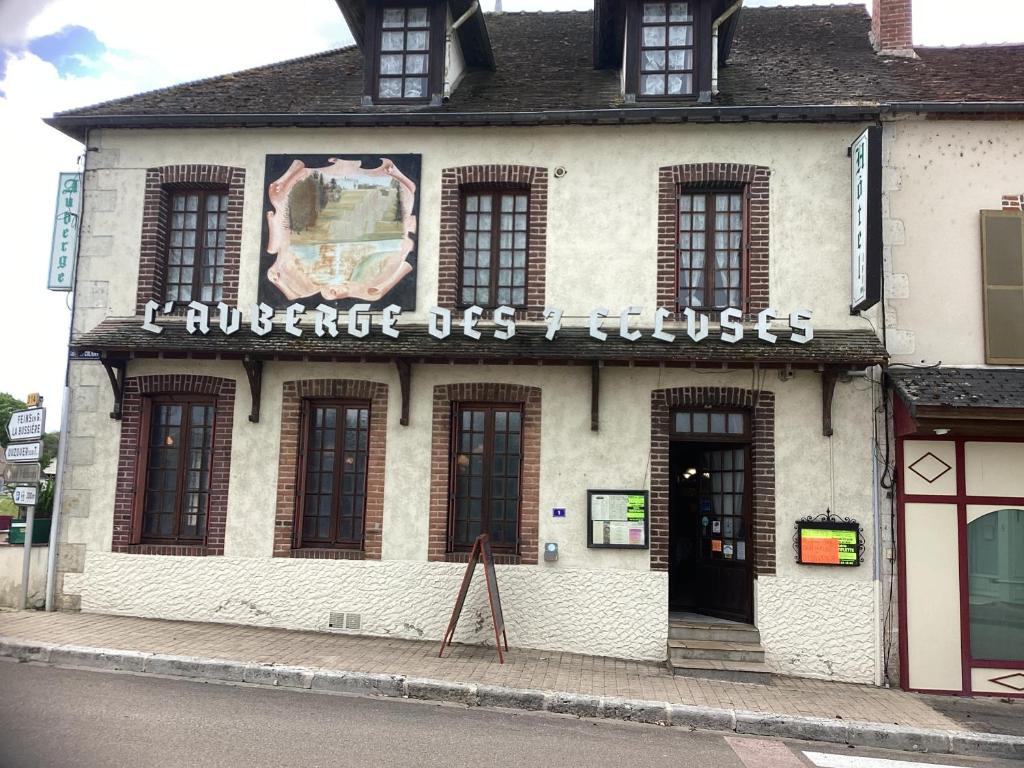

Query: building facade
[43,0,1023,689]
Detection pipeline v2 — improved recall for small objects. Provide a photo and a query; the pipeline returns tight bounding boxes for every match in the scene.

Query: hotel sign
[48,172,82,292]
[142,301,815,345]
[850,127,882,314]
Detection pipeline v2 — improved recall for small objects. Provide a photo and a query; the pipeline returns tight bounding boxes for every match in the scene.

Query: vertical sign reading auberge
[48,172,82,291]
[850,127,882,314]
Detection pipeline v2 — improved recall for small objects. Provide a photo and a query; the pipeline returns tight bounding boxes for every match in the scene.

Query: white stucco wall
[881,118,1024,364]
[0,545,48,609]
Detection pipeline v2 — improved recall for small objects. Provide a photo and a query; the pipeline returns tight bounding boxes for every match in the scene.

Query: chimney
[871,0,916,57]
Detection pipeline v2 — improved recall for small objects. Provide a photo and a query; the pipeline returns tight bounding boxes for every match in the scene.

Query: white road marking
[803,751,970,768]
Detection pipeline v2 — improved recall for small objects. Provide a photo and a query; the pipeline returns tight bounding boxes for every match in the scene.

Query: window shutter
[981,210,1024,364]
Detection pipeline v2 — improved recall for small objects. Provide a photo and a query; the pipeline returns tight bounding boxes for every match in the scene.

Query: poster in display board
[587,490,649,549]
[796,520,862,567]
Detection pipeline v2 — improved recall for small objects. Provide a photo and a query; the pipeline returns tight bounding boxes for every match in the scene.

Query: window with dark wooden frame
[980,210,1024,364]
[140,398,216,544]
[678,189,745,310]
[166,189,229,304]
[636,2,696,98]
[296,401,370,550]
[460,190,530,308]
[376,5,432,101]
[450,404,523,553]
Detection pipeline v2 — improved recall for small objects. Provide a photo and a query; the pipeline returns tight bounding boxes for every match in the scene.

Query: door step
[667,616,771,684]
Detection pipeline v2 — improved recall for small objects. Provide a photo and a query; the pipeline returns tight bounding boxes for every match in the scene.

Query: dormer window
[637,2,695,97]
[377,6,432,100]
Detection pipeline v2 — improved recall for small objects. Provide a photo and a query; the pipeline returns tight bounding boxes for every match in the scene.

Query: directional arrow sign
[12,486,37,506]
[5,441,43,463]
[6,408,45,442]
[2,463,41,486]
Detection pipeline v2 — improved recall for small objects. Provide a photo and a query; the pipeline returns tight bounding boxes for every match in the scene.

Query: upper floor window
[460,190,530,308]
[636,2,695,98]
[981,210,1024,364]
[166,190,229,304]
[678,190,745,310]
[377,6,432,101]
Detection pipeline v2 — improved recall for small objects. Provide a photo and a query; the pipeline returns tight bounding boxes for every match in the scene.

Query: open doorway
[668,409,753,623]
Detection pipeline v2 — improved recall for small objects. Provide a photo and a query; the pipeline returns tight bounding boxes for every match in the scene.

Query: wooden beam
[242,357,264,423]
[396,359,412,426]
[821,368,839,437]
[101,358,127,420]
[591,361,601,432]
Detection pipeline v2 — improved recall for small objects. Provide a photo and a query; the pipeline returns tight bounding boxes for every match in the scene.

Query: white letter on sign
[494,306,516,341]
[790,309,814,344]
[381,304,402,339]
[652,307,675,343]
[720,308,743,344]
[142,299,163,334]
[217,302,241,335]
[347,303,371,338]
[589,308,609,341]
[463,305,483,340]
[429,306,451,339]
[683,308,709,342]
[543,307,563,341]
[251,303,275,337]
[315,304,339,338]
[619,306,642,342]
[285,303,305,337]
[757,308,779,344]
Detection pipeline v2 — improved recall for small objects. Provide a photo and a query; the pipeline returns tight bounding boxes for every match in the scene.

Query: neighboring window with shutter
[981,210,1024,364]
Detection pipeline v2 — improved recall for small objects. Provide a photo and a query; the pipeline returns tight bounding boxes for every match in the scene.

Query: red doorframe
[896,417,1024,697]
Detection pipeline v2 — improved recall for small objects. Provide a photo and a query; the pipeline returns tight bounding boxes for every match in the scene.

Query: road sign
[6,408,45,442]
[5,441,43,463]
[26,393,41,407]
[12,487,37,506]
[3,463,41,486]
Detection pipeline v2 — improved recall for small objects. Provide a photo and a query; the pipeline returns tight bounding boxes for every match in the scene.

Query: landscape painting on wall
[259,154,421,310]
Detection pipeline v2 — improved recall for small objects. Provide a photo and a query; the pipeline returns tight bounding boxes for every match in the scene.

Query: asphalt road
[0,661,1018,768]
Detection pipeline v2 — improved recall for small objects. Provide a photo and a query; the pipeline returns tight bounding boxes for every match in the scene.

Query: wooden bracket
[242,357,264,423]
[591,361,601,432]
[101,358,127,420]
[396,359,412,426]
[821,368,839,437]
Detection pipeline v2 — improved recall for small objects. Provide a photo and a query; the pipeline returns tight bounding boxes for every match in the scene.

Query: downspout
[712,0,743,96]
[444,1,480,100]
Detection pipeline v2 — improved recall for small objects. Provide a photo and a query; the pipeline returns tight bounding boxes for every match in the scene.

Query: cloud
[0,0,47,47]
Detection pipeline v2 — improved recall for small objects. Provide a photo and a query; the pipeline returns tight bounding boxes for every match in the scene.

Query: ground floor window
[450,404,523,553]
[297,401,370,549]
[968,507,1024,662]
[141,399,216,543]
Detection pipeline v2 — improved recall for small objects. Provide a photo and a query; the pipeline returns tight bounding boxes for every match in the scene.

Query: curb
[2,637,1021,761]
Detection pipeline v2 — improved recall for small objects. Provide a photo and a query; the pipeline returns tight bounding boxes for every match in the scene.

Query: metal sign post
[6,404,45,611]
[19,504,35,610]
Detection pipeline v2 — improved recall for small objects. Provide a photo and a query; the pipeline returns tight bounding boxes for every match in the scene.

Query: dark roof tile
[889,367,1024,411]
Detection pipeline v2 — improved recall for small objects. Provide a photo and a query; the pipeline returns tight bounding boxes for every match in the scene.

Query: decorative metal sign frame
[793,509,865,567]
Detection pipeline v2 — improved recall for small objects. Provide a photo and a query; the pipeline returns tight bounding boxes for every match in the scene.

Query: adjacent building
[42,0,1023,690]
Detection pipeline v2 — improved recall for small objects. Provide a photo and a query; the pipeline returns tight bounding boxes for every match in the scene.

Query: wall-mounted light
[934,428,950,436]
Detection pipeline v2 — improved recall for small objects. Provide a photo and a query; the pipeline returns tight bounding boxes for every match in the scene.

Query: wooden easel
[438,533,509,663]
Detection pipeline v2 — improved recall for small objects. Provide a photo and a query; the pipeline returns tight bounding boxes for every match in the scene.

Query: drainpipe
[711,0,743,96]
[444,1,480,100]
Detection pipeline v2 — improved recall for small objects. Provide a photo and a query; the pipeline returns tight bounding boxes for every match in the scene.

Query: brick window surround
[658,163,770,318]
[1002,194,1023,211]
[112,374,236,556]
[273,379,389,560]
[438,165,549,321]
[649,386,775,575]
[428,383,541,565]
[136,164,245,315]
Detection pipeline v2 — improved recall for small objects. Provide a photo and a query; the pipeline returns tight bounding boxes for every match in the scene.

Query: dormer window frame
[625,0,712,103]
[364,0,447,106]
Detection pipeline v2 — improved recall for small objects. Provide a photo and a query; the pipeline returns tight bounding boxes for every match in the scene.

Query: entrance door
[668,410,754,623]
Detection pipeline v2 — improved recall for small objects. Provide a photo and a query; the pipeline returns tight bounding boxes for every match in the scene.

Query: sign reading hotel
[141,301,815,345]
[850,127,882,314]
[48,172,82,291]
[259,154,421,312]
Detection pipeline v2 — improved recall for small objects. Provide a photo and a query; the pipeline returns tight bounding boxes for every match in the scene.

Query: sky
[1,0,1023,428]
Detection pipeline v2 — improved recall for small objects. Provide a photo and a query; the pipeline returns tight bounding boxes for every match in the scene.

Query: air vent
[327,611,362,632]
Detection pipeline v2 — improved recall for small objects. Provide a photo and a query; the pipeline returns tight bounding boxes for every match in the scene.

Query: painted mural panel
[259,154,420,309]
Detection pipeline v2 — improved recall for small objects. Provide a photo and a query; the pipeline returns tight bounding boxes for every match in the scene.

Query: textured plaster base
[0,546,48,609]
[757,575,877,684]
[64,552,668,661]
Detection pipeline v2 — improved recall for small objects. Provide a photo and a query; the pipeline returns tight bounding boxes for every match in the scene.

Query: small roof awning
[889,367,1024,437]
[71,317,887,369]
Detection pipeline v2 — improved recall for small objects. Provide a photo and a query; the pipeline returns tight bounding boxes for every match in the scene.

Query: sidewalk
[1,609,1021,759]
